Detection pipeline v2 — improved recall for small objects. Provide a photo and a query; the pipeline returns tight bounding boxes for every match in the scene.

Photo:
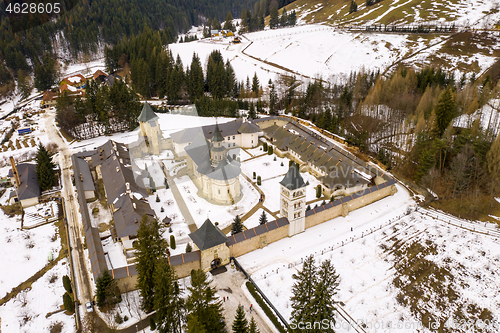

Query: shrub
[253,171,256,179]
[263,142,268,151]
[49,321,64,333]
[92,207,99,215]
[169,227,173,233]
[161,206,164,212]
[289,160,293,167]
[316,185,322,198]
[170,235,176,249]
[63,292,74,313]
[246,282,286,333]
[123,315,129,322]
[186,243,192,252]
[63,275,72,294]
[49,273,58,284]
[280,161,283,166]
[156,195,160,202]
[257,176,261,185]
[150,317,156,330]
[273,156,277,161]
[268,146,273,155]
[115,313,123,324]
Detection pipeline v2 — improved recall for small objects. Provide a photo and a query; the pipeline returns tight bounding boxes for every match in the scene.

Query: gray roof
[138,102,159,122]
[75,157,95,192]
[113,196,155,238]
[100,153,147,204]
[16,164,40,200]
[91,140,130,167]
[189,219,229,251]
[211,123,224,142]
[207,158,241,181]
[170,119,260,144]
[280,165,307,190]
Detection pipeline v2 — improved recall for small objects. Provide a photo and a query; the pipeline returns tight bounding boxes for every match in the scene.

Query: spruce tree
[259,211,268,225]
[249,317,259,333]
[231,215,243,235]
[280,8,288,27]
[186,313,207,333]
[290,255,317,330]
[135,215,168,313]
[310,260,340,332]
[36,143,56,191]
[63,292,74,313]
[288,10,297,26]
[62,275,72,294]
[188,53,205,102]
[170,235,176,249]
[223,11,235,31]
[252,73,260,95]
[269,5,279,29]
[96,270,121,311]
[248,103,256,119]
[232,305,249,333]
[187,269,226,333]
[434,88,457,137]
[153,259,185,333]
[349,1,358,13]
[269,83,278,115]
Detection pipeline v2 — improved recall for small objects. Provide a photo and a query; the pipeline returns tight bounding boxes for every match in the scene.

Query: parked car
[85,301,93,312]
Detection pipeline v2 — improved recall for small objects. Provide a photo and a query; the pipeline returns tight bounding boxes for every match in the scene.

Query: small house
[41,90,58,108]
[8,157,40,208]
[93,70,107,83]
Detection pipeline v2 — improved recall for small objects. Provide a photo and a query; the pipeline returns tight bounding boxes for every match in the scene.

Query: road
[43,109,95,328]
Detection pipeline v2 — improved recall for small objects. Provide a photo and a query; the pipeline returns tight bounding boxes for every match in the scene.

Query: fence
[232,257,289,329]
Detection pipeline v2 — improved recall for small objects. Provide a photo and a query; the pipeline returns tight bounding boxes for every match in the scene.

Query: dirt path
[211,267,273,333]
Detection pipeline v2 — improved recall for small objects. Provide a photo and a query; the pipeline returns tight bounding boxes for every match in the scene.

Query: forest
[0,0,296,97]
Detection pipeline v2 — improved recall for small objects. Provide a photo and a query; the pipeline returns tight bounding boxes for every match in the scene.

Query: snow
[23,201,59,228]
[102,236,129,269]
[87,200,112,229]
[454,100,500,136]
[65,76,82,83]
[0,259,75,333]
[173,175,260,230]
[0,210,61,298]
[496,197,500,204]
[238,183,500,332]
[243,208,268,229]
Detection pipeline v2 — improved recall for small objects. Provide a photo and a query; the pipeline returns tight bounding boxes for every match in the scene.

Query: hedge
[245,282,287,333]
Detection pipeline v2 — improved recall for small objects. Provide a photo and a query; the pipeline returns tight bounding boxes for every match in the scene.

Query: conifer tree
[249,317,259,333]
[290,255,317,330]
[186,313,207,333]
[224,11,235,31]
[252,73,260,96]
[259,211,268,225]
[186,269,226,333]
[232,305,249,333]
[36,143,56,191]
[63,275,72,294]
[269,83,278,115]
[153,259,185,333]
[288,10,297,26]
[231,215,243,235]
[487,135,500,204]
[135,216,168,312]
[349,1,358,13]
[434,88,457,137]
[248,102,256,119]
[310,259,340,331]
[280,8,288,27]
[96,270,122,311]
[269,5,279,29]
[63,292,74,313]
[188,53,204,102]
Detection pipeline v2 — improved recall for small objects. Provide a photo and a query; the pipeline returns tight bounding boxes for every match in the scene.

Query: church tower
[280,163,307,237]
[138,102,162,155]
[210,122,226,165]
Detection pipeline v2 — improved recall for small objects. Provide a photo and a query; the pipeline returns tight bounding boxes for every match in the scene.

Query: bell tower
[280,163,307,237]
[138,102,162,155]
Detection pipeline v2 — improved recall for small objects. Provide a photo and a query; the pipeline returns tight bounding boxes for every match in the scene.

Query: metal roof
[75,157,95,192]
[280,165,307,190]
[138,102,159,122]
[189,219,229,251]
[16,164,40,200]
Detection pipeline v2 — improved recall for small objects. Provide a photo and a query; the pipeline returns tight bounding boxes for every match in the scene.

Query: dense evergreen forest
[0,0,296,96]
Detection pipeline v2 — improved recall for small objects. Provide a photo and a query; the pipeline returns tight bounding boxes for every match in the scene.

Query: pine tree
[487,135,500,205]
[259,211,267,225]
[187,270,226,333]
[223,11,235,31]
[252,73,260,96]
[186,313,207,333]
[153,259,185,333]
[310,260,340,331]
[36,143,55,191]
[63,292,74,313]
[269,5,279,29]
[240,9,248,32]
[186,243,192,252]
[306,205,311,211]
[135,215,168,313]
[63,275,72,294]
[96,270,122,311]
[231,215,243,235]
[232,305,249,333]
[288,10,297,26]
[290,255,317,330]
[248,317,259,333]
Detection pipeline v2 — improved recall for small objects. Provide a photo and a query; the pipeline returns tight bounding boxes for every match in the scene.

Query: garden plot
[0,210,61,298]
[22,200,59,227]
[148,188,190,256]
[0,259,75,333]
[241,153,289,181]
[173,175,259,230]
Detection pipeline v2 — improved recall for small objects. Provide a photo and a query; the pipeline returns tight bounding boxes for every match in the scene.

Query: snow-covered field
[239,183,500,332]
[0,210,61,298]
[0,259,75,333]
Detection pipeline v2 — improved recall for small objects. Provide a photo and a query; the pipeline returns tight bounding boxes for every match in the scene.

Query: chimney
[132,202,136,209]
[100,154,103,160]
[10,157,20,187]
[125,182,131,194]
[119,158,123,164]
[80,173,83,182]
[116,166,120,173]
